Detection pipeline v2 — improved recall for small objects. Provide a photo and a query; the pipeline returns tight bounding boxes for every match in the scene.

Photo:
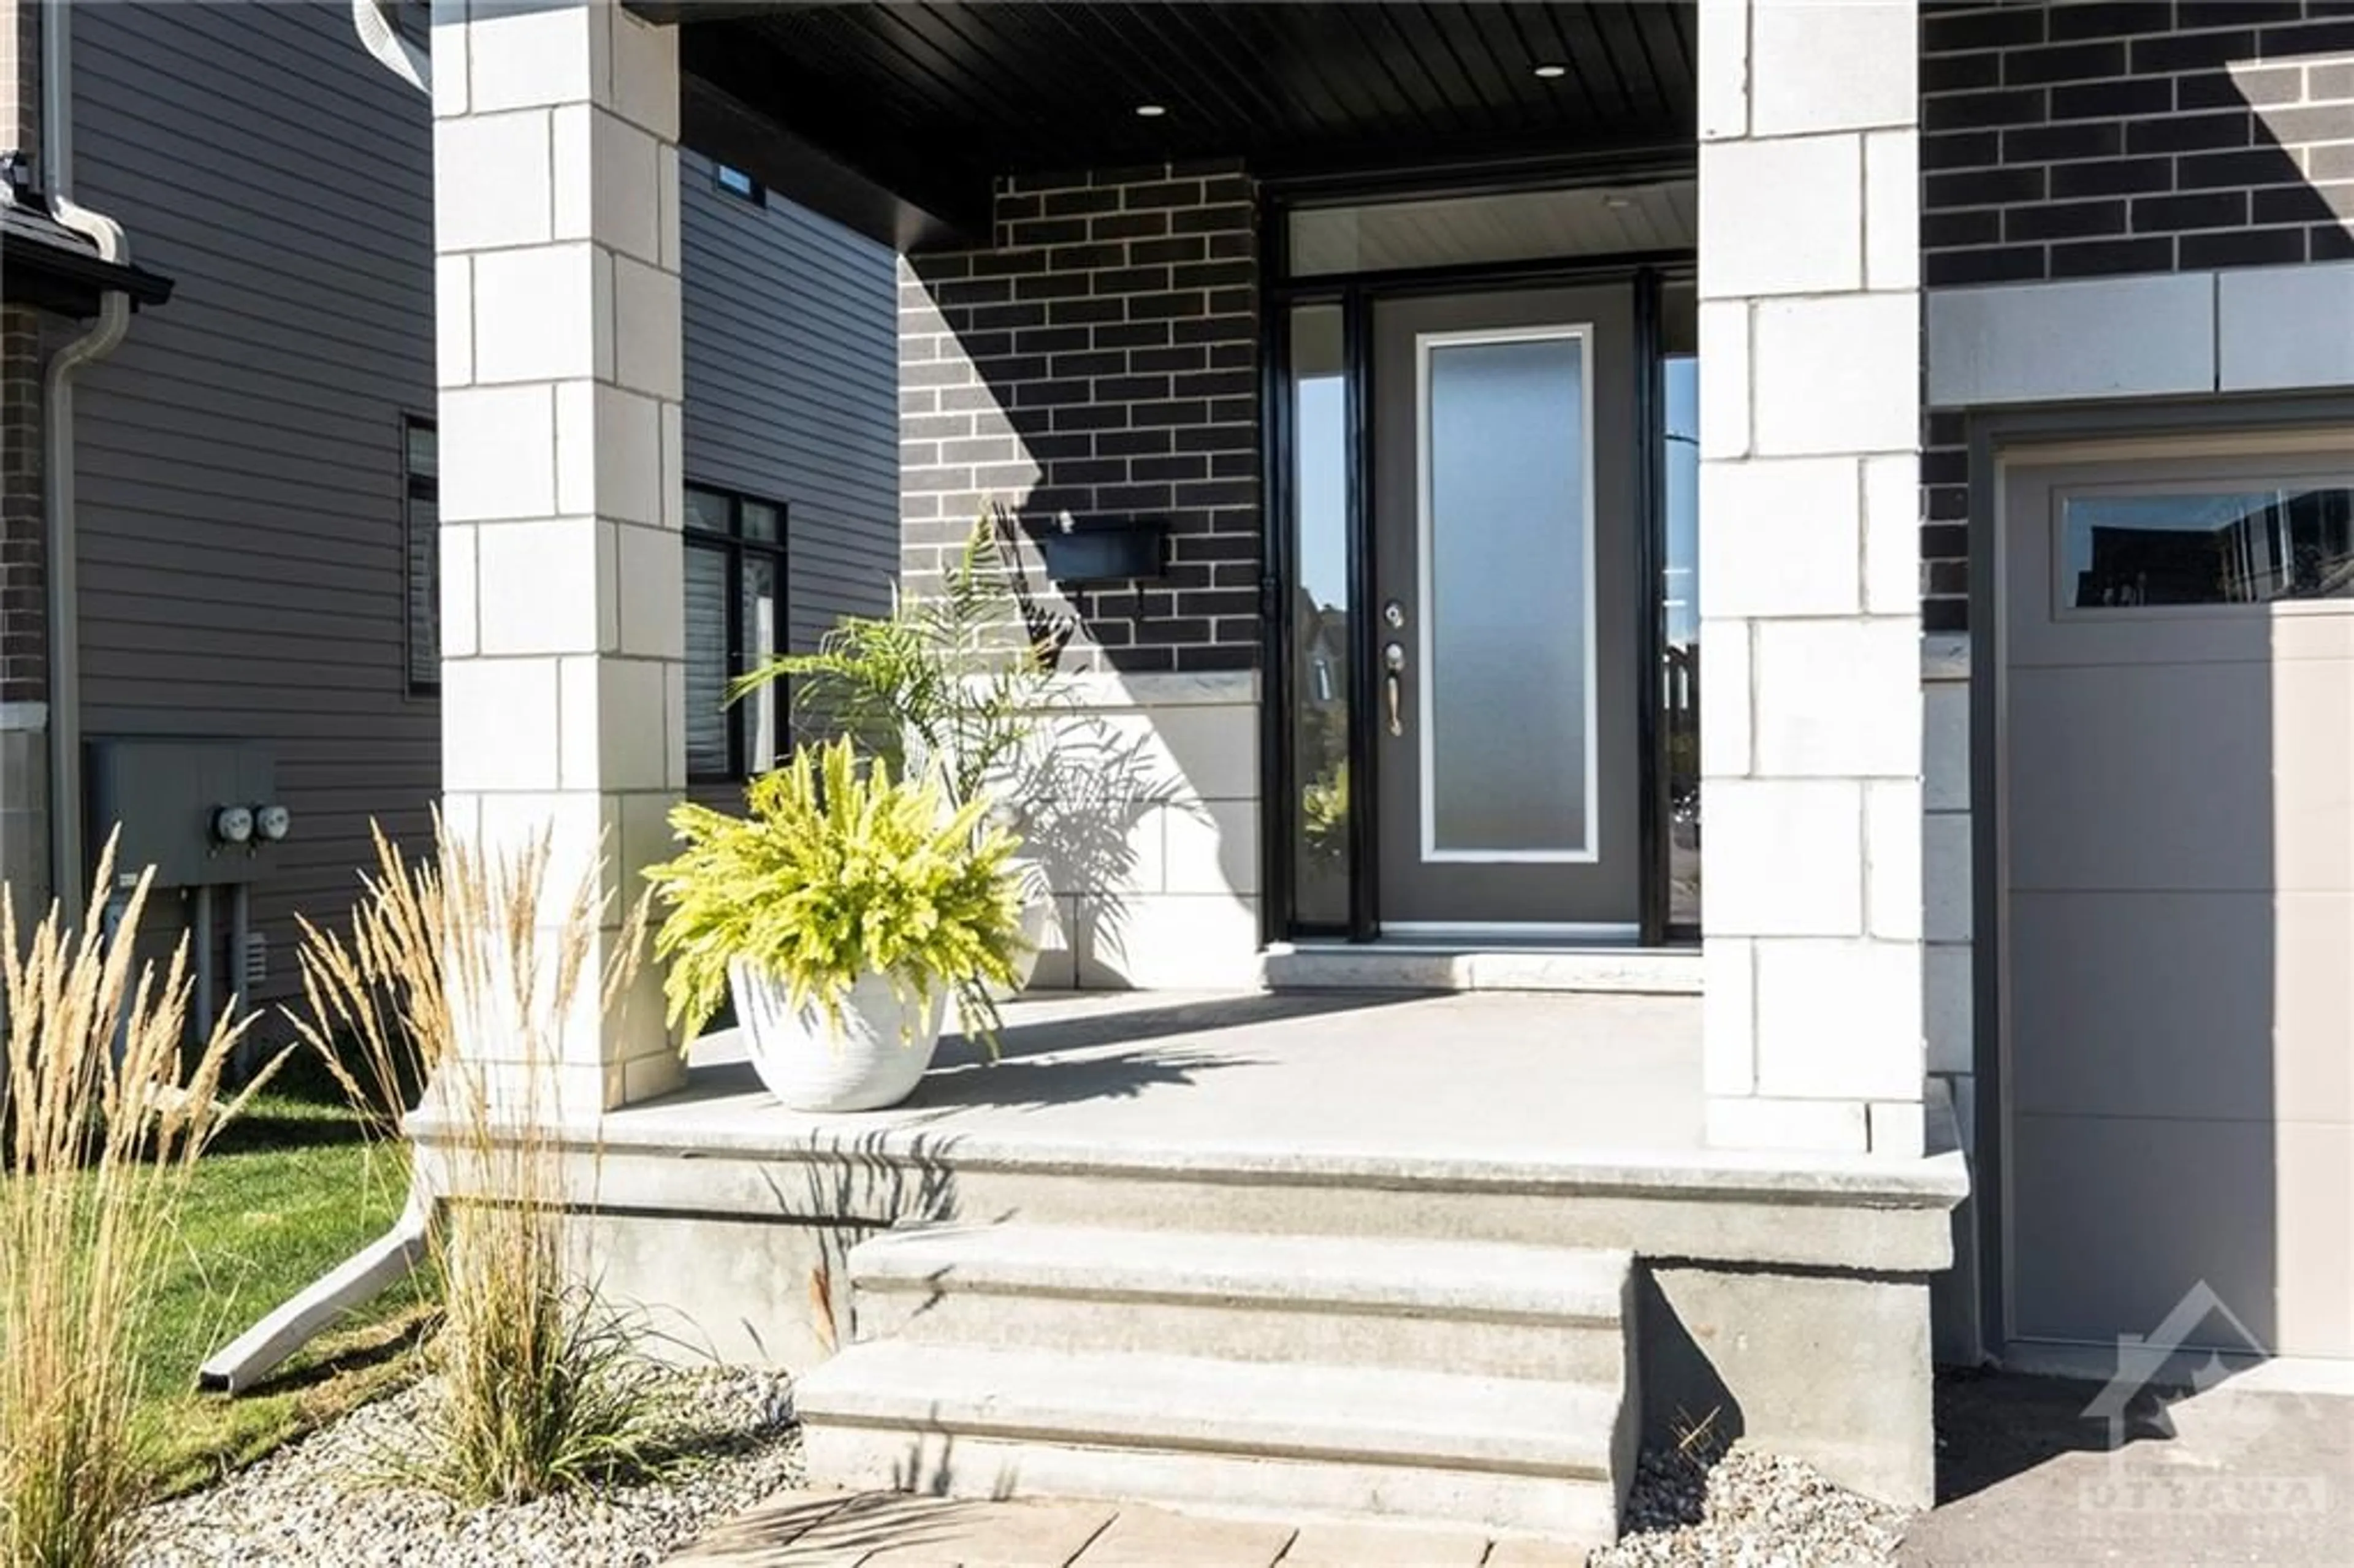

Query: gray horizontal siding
[680,150,899,660]
[71,2,899,1014]
[71,0,438,1016]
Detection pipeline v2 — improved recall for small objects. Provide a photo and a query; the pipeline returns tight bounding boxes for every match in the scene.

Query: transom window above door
[1285,180,1694,279]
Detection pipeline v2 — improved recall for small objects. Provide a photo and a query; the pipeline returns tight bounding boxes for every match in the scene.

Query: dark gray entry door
[1369,285,1640,933]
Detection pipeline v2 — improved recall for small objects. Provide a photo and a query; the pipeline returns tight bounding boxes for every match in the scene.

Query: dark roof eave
[2,211,175,318]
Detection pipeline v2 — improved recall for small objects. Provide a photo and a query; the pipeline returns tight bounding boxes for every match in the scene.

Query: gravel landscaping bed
[1592,1440,1909,1568]
[126,1368,801,1568]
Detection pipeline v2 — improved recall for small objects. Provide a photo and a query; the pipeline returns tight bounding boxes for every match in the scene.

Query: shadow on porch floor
[674,989,1705,1164]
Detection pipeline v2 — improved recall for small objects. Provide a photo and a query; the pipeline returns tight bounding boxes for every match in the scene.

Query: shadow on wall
[580,1126,973,1374]
[957,501,1244,991]
[898,164,1262,683]
[1007,708,1209,990]
[2181,31,2348,258]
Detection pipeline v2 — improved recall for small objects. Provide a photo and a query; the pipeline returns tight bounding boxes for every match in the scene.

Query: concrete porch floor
[675,989,1708,1167]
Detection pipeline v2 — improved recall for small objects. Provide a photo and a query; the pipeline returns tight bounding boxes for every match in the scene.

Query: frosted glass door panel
[1421,332,1592,859]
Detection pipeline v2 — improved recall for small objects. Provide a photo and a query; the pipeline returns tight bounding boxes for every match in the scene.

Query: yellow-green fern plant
[644,736,1026,1051]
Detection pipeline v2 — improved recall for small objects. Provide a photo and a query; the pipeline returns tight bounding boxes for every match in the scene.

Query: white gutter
[40,0,135,924]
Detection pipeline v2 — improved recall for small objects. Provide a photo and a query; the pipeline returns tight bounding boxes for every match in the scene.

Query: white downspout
[41,0,134,924]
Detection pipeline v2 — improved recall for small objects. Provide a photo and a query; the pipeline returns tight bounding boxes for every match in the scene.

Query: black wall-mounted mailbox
[1037,518,1168,584]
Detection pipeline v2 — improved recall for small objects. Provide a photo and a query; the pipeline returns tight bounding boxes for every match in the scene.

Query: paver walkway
[664,1491,1588,1567]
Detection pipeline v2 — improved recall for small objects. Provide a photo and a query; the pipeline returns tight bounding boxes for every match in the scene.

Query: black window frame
[402,414,440,697]
[684,482,790,784]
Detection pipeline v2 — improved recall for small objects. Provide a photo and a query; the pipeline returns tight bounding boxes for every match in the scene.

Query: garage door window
[2061,482,2354,610]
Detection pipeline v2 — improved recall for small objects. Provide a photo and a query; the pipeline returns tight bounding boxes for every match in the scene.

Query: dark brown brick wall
[0,304,43,704]
[2,0,37,164]
[1921,411,1972,634]
[1923,0,2354,287]
[899,162,1261,676]
[1918,1,2354,631]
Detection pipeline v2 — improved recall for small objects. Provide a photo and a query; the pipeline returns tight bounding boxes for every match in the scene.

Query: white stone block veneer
[432,0,685,1112]
[1919,634,1976,1135]
[1016,672,1265,992]
[1697,0,1924,1155]
[1928,261,2354,408]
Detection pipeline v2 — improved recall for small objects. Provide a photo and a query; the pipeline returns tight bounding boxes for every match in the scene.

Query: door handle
[1384,642,1406,737]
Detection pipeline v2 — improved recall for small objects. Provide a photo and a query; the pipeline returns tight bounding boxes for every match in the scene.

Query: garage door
[2004,443,2354,1360]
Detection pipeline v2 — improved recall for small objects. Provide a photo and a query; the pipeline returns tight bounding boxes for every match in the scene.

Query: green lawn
[132,1062,438,1495]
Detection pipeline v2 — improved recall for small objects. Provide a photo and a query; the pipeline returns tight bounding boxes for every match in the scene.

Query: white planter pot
[728,960,946,1113]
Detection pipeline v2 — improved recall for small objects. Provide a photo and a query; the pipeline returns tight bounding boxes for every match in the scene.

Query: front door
[1369,285,1640,934]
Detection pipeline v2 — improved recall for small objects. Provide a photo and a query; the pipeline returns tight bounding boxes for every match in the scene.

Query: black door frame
[1258,173,1694,946]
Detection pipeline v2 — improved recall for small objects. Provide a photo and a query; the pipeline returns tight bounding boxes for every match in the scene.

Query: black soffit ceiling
[656,2,1697,251]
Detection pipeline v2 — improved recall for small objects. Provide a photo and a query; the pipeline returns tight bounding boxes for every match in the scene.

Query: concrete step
[796,1340,1628,1543]
[1262,943,1702,995]
[848,1224,1633,1383]
[564,1109,1963,1271]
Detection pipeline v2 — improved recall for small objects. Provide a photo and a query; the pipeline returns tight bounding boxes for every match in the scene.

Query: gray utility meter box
[85,737,276,889]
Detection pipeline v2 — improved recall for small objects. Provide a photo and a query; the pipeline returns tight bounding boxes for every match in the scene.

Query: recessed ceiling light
[1135,103,1168,118]
[1602,194,1634,211]
[1533,63,1567,79]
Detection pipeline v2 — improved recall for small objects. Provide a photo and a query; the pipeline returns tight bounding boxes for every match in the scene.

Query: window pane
[685,487,732,536]
[1287,181,1694,278]
[404,420,439,693]
[2062,487,2354,608]
[685,542,732,778]
[1289,304,1352,927]
[742,500,782,543]
[406,487,438,691]
[741,554,780,774]
[1664,354,1700,929]
[1425,333,1589,856]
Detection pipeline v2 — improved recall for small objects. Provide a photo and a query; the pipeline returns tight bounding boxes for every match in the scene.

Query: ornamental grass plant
[1,844,275,1568]
[291,820,668,1507]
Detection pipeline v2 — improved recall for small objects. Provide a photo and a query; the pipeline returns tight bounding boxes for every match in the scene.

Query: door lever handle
[1384,642,1406,737]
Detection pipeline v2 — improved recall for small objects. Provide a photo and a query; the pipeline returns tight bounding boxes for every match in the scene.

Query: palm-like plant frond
[729,510,1062,815]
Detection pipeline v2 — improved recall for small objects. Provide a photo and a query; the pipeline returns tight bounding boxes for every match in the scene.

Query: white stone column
[432,0,685,1113]
[1697,0,1925,1155]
